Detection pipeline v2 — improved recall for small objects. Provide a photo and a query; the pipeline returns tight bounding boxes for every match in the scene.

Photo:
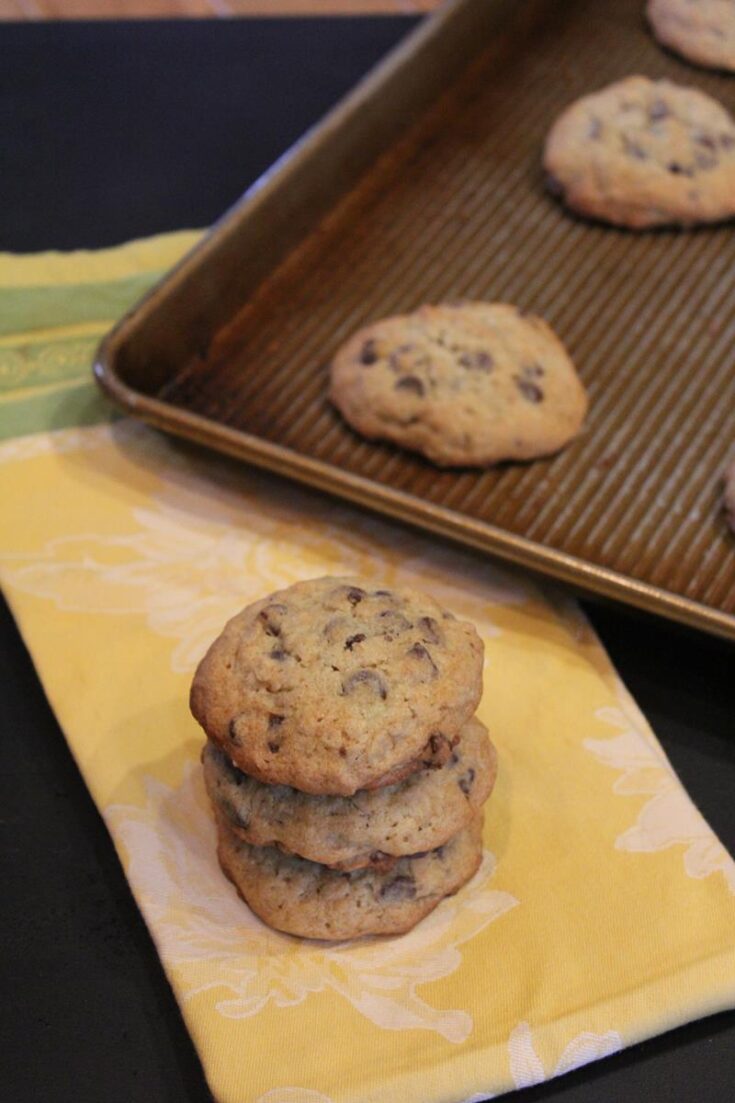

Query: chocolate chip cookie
[544,76,735,228]
[202,716,497,871]
[190,577,484,796]
[216,812,484,940]
[329,301,587,466]
[648,0,735,72]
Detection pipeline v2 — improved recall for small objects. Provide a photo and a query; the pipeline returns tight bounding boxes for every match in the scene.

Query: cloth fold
[1,232,733,1103]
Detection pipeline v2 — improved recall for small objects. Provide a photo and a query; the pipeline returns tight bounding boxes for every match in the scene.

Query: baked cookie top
[190,576,484,796]
[202,716,497,870]
[544,76,735,228]
[216,812,484,940]
[647,0,735,72]
[329,301,587,467]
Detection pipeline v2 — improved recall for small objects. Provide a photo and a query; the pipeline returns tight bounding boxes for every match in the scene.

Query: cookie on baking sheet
[190,576,484,797]
[647,0,735,72]
[329,301,587,467]
[544,76,735,228]
[216,812,484,940]
[202,716,497,871]
[723,456,735,532]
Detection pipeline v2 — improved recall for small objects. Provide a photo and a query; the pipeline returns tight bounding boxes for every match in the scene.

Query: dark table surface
[1,16,734,1103]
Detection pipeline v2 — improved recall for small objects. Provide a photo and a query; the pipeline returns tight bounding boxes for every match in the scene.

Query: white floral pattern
[584,678,735,894]
[0,423,529,673]
[508,1021,622,1089]
[106,764,518,1044]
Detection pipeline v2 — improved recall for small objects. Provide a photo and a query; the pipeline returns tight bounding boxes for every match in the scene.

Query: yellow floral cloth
[1,233,734,1103]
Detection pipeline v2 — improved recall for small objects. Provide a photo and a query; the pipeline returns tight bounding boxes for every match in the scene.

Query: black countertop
[1,16,733,1103]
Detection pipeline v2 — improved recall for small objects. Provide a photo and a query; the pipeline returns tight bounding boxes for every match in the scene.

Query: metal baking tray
[95,0,735,641]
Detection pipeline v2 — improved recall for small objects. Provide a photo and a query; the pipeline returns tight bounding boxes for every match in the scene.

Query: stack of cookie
[190,576,497,940]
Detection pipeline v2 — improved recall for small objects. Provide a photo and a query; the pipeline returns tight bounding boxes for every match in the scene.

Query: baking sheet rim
[92,356,735,643]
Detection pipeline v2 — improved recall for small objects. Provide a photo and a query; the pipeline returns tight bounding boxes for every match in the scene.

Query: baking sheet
[96,0,735,639]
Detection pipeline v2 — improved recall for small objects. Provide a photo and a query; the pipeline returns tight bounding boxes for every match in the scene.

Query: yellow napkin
[1,233,733,1103]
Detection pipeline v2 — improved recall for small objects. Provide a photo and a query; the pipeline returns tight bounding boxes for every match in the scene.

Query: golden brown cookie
[190,576,484,796]
[216,813,484,940]
[329,301,587,466]
[544,76,735,228]
[203,717,497,870]
[648,0,735,72]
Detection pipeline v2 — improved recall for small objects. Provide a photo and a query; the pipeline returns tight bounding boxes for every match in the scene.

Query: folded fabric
[1,233,733,1103]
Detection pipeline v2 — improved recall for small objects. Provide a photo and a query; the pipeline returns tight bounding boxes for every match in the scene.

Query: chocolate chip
[417,615,442,644]
[268,714,284,729]
[360,339,378,365]
[258,603,287,636]
[222,755,245,785]
[427,733,452,767]
[458,350,494,372]
[395,375,425,396]
[222,800,249,830]
[228,721,241,746]
[668,162,693,176]
[267,741,281,753]
[373,589,393,598]
[623,136,647,161]
[695,133,717,150]
[515,377,544,403]
[344,633,366,651]
[342,669,388,699]
[649,99,669,122]
[330,585,367,607]
[459,768,475,796]
[270,647,288,661]
[380,876,416,901]
[545,171,565,198]
[407,642,438,675]
[450,752,459,766]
